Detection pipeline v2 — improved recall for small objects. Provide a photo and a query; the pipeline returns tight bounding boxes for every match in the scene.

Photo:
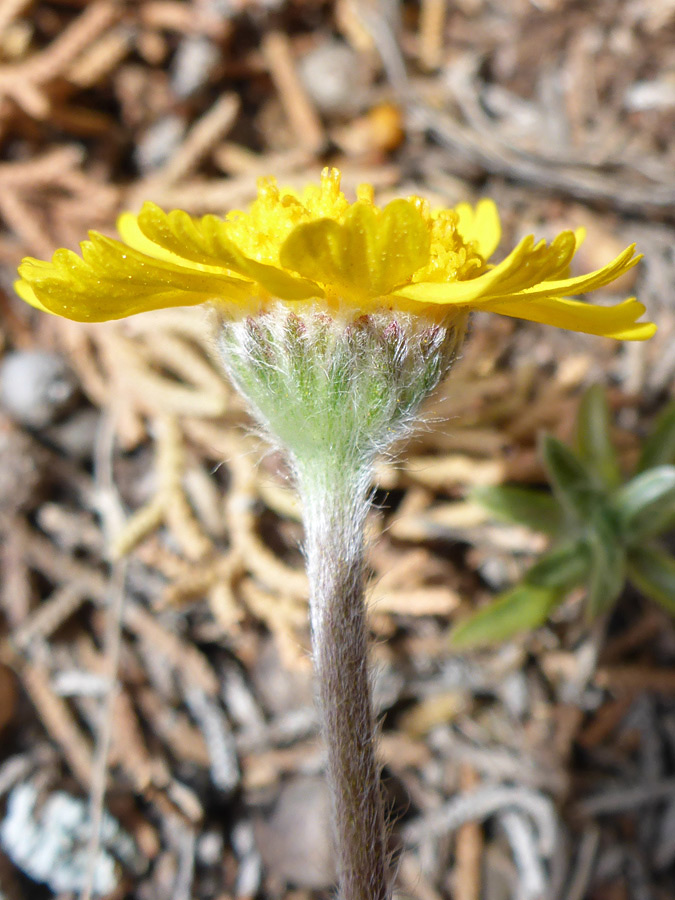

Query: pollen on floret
[298,167,350,220]
[255,175,280,205]
[407,195,431,221]
[410,209,486,285]
[356,183,375,204]
[319,166,342,202]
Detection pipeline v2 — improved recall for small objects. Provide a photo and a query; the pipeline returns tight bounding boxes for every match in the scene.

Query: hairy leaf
[586,519,626,618]
[540,434,599,520]
[471,485,564,536]
[627,545,675,614]
[527,540,590,589]
[637,402,675,472]
[450,585,560,648]
[575,384,621,487]
[614,466,675,539]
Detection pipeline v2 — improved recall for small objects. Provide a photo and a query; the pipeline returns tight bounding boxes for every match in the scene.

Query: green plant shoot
[453,385,675,648]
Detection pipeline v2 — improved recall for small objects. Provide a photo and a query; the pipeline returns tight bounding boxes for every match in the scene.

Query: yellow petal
[454,198,501,259]
[117,210,193,267]
[501,244,641,301]
[479,294,656,339]
[18,235,252,322]
[200,215,324,300]
[394,232,575,305]
[280,198,430,299]
[547,227,586,281]
[495,231,579,292]
[124,203,322,301]
[14,278,54,314]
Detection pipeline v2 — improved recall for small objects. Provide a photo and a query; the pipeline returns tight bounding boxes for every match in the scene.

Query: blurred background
[0,1,674,898]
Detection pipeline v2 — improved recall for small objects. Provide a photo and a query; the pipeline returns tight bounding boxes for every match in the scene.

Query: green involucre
[219,307,466,477]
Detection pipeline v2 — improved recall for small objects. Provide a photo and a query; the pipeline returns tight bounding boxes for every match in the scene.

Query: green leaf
[575,384,621,488]
[449,584,560,648]
[614,466,675,539]
[540,433,600,521]
[526,540,590,589]
[585,519,626,618]
[627,544,675,615]
[471,485,564,536]
[637,402,675,472]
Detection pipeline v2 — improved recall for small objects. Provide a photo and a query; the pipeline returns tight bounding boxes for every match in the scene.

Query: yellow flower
[16,168,654,340]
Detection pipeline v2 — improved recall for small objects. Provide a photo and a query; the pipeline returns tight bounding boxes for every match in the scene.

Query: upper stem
[299,465,389,900]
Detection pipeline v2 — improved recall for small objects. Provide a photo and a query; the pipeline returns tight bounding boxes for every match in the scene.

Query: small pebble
[372,658,405,713]
[45,407,99,461]
[171,35,220,98]
[254,776,336,890]
[196,830,224,867]
[251,639,313,715]
[0,427,44,523]
[0,351,77,429]
[135,115,185,173]
[0,782,138,895]
[232,820,262,897]
[298,40,363,115]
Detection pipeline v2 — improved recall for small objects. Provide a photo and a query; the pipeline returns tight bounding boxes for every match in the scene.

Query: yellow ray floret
[15,168,654,339]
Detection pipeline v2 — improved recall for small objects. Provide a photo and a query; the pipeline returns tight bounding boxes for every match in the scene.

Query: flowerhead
[16,168,654,340]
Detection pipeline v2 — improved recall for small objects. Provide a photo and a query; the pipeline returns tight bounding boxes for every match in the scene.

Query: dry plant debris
[0,1,673,899]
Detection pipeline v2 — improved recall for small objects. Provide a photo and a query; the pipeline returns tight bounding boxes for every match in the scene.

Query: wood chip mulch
[0,2,674,899]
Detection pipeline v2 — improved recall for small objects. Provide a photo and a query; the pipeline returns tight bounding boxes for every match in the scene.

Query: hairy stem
[299,466,389,900]
[218,306,465,900]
